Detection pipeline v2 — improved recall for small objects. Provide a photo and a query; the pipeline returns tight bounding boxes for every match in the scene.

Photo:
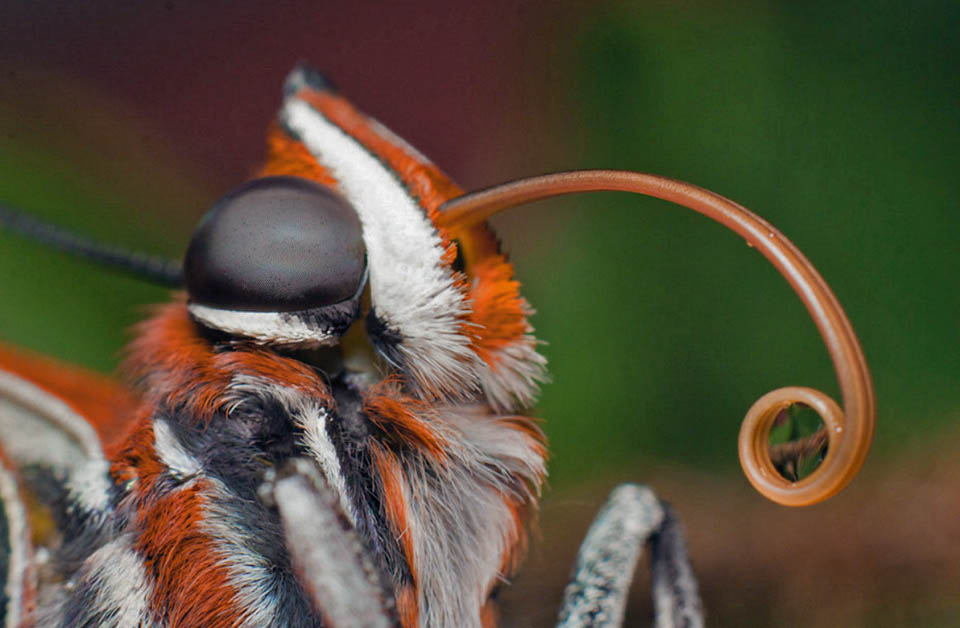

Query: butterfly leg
[260,458,399,628]
[650,502,703,628]
[555,484,703,628]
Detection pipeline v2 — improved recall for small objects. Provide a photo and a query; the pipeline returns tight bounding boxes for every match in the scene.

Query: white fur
[199,483,283,628]
[226,375,356,527]
[153,418,202,481]
[187,303,339,348]
[64,457,113,517]
[478,336,548,412]
[0,462,27,628]
[282,97,478,399]
[78,536,155,627]
[293,404,357,527]
[0,370,113,517]
[396,405,546,628]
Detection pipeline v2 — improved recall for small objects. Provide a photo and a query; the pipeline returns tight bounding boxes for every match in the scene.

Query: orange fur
[394,584,420,628]
[258,122,338,187]
[468,257,533,367]
[295,89,463,214]
[108,407,167,484]
[124,299,332,422]
[110,418,245,627]
[294,88,480,349]
[480,600,500,628]
[293,84,537,375]
[363,380,448,462]
[369,442,419,628]
[138,482,243,627]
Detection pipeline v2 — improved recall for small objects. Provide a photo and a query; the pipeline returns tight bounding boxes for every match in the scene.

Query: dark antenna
[0,202,184,287]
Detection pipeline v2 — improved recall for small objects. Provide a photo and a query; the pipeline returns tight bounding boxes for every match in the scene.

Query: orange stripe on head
[298,87,539,374]
[468,256,533,366]
[294,88,462,214]
[284,75,544,408]
[258,121,338,187]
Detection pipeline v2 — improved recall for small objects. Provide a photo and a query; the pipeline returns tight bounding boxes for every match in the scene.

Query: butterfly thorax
[45,302,543,627]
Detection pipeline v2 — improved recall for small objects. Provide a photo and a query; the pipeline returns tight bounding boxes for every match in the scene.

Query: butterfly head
[179,66,546,412]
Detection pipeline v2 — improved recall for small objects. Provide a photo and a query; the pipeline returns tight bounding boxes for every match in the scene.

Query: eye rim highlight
[187,265,368,348]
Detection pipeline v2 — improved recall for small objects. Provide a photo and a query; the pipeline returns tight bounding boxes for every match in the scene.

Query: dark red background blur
[1,1,575,190]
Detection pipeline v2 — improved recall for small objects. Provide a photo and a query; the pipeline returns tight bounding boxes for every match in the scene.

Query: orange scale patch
[294,89,463,215]
[108,409,166,487]
[296,87,530,369]
[257,122,338,188]
[106,414,244,626]
[466,257,531,366]
[124,300,332,423]
[136,480,244,628]
[363,380,448,463]
[369,441,419,628]
[295,87,475,329]
[394,584,420,628]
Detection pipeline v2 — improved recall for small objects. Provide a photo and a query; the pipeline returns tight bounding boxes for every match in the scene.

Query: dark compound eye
[184,176,366,312]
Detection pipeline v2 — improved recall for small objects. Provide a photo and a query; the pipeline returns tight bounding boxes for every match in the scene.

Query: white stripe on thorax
[153,418,202,480]
[80,535,155,626]
[198,483,282,628]
[291,401,356,528]
[226,375,356,527]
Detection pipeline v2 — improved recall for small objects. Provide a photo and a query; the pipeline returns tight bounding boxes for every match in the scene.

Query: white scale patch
[0,370,104,462]
[187,303,339,348]
[226,375,355,527]
[198,480,283,628]
[282,95,478,399]
[65,457,113,516]
[152,418,202,480]
[389,405,546,628]
[77,536,155,626]
[295,404,357,527]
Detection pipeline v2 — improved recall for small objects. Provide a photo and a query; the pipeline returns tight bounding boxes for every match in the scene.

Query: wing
[0,343,137,626]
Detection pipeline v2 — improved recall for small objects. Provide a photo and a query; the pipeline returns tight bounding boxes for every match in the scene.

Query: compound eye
[184,176,366,312]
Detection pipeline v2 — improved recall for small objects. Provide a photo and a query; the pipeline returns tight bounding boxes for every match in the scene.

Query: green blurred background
[1,1,957,625]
